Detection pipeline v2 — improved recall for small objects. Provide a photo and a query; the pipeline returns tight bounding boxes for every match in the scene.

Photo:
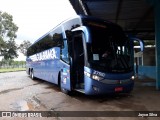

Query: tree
[2,40,18,59]
[0,11,18,60]
[0,36,6,55]
[19,40,32,56]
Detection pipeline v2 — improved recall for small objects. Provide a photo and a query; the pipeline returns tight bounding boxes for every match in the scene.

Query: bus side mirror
[131,38,144,52]
[130,37,144,58]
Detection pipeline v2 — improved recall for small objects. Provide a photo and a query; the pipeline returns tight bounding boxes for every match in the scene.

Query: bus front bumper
[84,76,134,95]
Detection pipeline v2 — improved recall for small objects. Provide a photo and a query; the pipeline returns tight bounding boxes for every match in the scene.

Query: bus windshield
[87,25,133,73]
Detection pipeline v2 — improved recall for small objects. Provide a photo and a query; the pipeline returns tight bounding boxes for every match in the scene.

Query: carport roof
[69,0,155,40]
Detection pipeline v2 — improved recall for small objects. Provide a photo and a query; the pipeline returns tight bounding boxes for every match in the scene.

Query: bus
[26,15,143,95]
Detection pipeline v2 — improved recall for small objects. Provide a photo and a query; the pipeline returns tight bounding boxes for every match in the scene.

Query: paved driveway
[0,71,159,120]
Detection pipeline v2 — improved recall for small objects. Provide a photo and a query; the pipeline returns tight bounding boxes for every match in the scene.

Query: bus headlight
[84,71,103,81]
[92,75,103,81]
[131,76,135,80]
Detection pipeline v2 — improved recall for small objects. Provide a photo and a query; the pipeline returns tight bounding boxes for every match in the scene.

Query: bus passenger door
[71,31,85,90]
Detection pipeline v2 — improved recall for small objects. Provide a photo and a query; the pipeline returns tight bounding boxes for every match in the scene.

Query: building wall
[143,47,156,66]
[138,66,156,79]
[135,47,156,79]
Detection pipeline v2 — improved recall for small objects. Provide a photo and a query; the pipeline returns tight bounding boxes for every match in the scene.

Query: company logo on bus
[30,47,60,61]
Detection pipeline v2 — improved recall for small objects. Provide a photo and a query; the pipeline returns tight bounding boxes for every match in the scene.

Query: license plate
[115,87,123,92]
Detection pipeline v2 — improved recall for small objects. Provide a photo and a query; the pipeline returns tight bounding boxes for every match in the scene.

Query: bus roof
[29,15,124,48]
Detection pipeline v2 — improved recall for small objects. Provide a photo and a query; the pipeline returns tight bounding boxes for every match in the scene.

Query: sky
[0,0,76,60]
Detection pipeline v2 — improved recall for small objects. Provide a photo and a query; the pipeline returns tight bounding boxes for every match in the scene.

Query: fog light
[92,85,99,92]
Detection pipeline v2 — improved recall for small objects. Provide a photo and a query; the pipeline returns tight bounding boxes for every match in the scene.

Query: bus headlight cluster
[84,71,103,81]
[91,75,103,81]
[131,76,135,80]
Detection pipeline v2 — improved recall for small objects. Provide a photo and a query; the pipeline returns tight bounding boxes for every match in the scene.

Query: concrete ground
[0,71,159,120]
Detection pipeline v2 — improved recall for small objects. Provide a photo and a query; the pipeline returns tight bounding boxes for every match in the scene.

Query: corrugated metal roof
[69,0,154,40]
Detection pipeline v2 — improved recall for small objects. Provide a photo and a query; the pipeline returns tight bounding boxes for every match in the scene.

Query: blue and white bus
[26,15,143,95]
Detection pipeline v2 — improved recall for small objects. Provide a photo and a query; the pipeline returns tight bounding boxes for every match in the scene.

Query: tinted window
[60,18,81,63]
[83,19,133,73]
[27,26,63,56]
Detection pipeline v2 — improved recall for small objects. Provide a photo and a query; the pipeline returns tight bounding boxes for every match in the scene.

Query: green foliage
[0,68,25,73]
[0,59,25,69]
[144,40,155,46]
[0,11,18,60]
[134,40,155,46]
[2,40,18,59]
[0,36,6,51]
[0,11,18,40]
[19,40,32,56]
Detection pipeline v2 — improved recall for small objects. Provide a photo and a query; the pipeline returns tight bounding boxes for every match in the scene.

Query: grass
[0,68,26,73]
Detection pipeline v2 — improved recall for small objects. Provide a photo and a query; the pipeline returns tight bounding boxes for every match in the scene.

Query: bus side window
[61,39,69,63]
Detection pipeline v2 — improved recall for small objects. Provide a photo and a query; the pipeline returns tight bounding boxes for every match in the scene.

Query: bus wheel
[31,69,35,80]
